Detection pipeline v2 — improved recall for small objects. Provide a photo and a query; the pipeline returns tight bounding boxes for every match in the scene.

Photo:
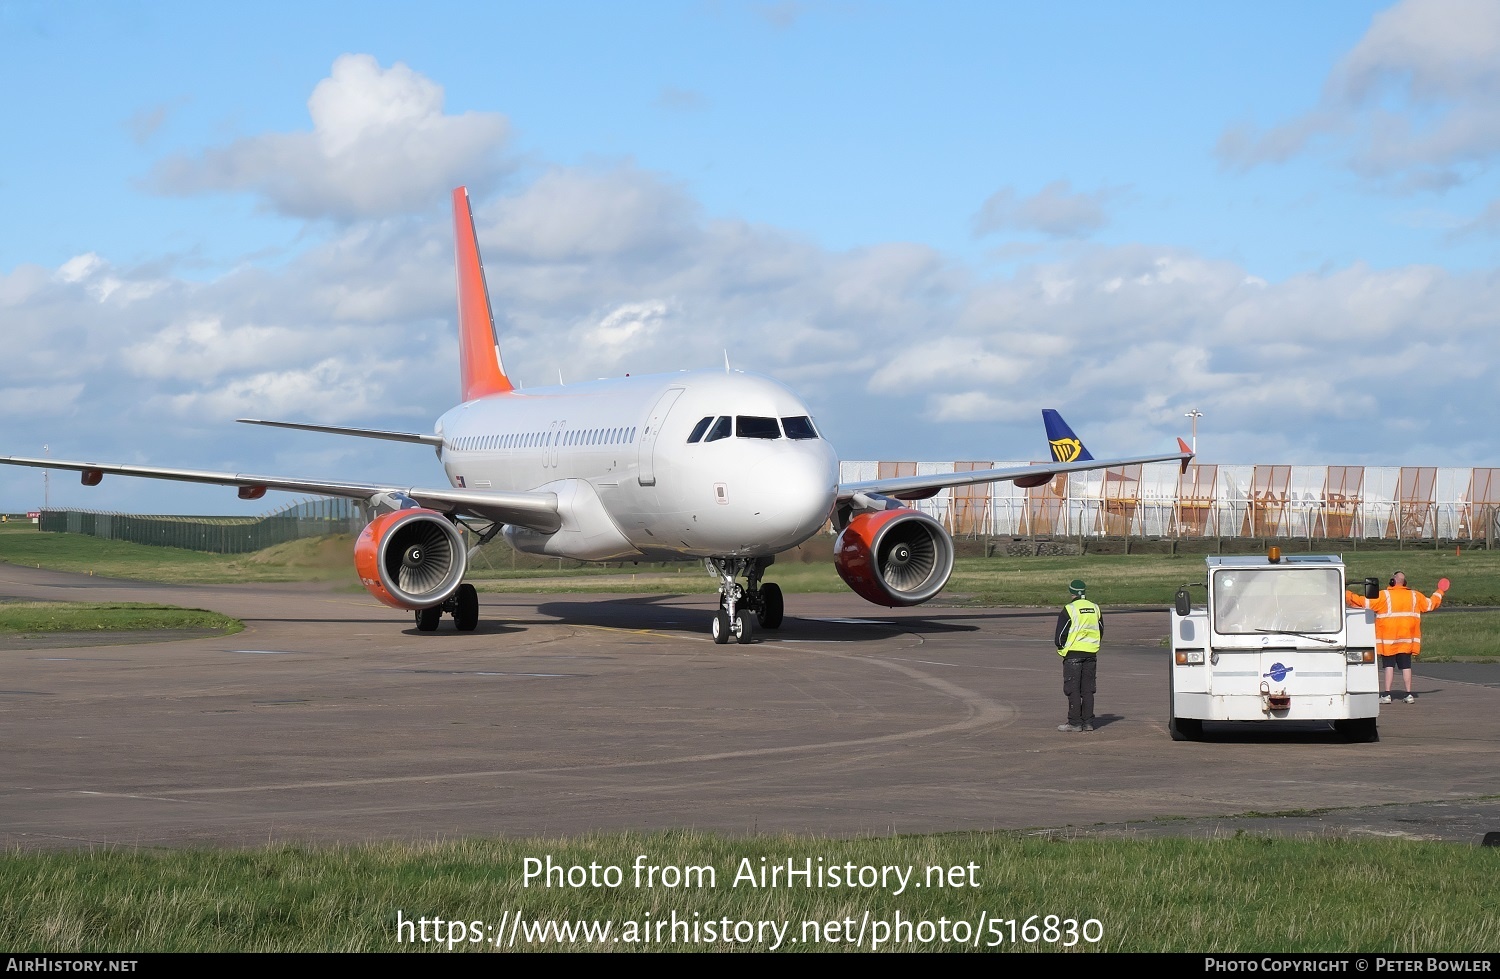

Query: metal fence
[39,497,369,554]
[34,462,1500,553]
[847,462,1500,544]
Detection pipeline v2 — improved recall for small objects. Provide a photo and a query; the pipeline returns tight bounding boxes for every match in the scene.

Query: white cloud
[147,55,510,220]
[1448,197,1500,238]
[974,180,1117,238]
[929,392,1034,423]
[156,358,408,423]
[482,166,700,262]
[868,338,1028,393]
[587,301,671,349]
[11,55,1500,515]
[55,253,106,284]
[1217,0,1500,186]
[20,160,1500,481]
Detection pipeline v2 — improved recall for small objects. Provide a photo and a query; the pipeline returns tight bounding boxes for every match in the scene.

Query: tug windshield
[1212,568,1343,635]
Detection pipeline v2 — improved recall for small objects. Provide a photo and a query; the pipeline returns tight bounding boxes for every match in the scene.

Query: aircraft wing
[837,442,1194,502]
[0,455,561,533]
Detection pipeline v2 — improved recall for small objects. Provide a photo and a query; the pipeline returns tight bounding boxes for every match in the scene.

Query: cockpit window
[782,416,818,440]
[704,416,732,442]
[736,416,781,439]
[687,416,713,443]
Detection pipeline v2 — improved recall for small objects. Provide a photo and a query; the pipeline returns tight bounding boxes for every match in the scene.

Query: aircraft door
[637,387,684,487]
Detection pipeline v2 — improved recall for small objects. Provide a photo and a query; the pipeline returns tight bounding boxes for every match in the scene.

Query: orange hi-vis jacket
[1344,585,1443,657]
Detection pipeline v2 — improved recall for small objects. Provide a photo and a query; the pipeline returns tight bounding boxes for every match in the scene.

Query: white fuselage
[434,369,840,561]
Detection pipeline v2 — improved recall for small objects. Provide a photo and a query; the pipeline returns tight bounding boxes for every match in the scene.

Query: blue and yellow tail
[1042,409,1093,463]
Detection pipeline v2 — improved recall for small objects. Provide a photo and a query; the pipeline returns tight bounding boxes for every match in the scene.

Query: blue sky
[3,0,1499,513]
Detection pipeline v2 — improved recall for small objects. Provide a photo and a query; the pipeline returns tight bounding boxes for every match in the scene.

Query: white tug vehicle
[1169,548,1381,742]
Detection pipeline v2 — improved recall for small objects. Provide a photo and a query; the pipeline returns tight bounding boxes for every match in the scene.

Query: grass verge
[0,601,242,636]
[0,526,354,584]
[2,832,1496,952]
[5,524,1500,614]
[1415,609,1500,663]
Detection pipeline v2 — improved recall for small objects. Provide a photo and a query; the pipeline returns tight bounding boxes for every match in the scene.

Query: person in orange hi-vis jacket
[1345,571,1448,705]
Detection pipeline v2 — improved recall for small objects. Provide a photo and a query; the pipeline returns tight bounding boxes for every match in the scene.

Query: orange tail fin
[452,186,513,400]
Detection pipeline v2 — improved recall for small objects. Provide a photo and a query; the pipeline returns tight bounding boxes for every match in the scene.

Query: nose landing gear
[707,556,783,643]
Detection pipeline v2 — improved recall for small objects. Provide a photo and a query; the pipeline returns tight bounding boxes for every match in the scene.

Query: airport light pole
[1183,409,1202,456]
[43,444,49,511]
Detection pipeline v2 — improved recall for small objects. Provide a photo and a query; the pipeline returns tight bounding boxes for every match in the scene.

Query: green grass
[0,526,355,584]
[2,832,1496,951]
[1418,609,1500,662]
[0,601,242,636]
[5,524,1500,613]
[1341,549,1498,605]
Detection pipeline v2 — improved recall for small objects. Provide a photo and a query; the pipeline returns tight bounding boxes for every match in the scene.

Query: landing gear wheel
[415,606,441,632]
[758,583,784,629]
[453,583,479,632]
[1168,716,1203,742]
[712,611,732,644]
[1335,718,1379,743]
[734,609,755,644]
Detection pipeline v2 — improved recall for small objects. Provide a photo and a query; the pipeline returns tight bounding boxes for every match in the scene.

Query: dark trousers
[1062,651,1097,725]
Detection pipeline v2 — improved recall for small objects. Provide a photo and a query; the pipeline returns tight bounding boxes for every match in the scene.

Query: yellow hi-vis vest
[1059,599,1102,655]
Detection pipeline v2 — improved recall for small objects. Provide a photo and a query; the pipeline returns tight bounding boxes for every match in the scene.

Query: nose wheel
[711,608,755,645]
[707,557,781,642]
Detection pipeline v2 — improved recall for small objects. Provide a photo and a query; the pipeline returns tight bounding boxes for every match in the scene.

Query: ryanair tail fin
[1042,409,1094,464]
[452,186,513,401]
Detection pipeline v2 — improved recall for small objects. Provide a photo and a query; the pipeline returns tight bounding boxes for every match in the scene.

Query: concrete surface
[2,564,1496,849]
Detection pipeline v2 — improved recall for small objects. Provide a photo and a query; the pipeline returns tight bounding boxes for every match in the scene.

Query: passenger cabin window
[687,417,713,443]
[736,416,781,439]
[782,416,818,440]
[704,416,732,442]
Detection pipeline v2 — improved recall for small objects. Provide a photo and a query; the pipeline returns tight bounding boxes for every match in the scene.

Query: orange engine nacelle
[354,508,468,610]
[834,509,955,607]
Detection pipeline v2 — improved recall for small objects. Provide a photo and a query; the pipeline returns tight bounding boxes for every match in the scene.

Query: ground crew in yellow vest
[1055,578,1102,732]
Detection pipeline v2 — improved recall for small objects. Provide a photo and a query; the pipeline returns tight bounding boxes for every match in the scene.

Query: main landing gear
[414,582,480,632]
[707,556,784,644]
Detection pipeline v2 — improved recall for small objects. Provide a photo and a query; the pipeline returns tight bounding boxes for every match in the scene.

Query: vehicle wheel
[758,583,784,629]
[711,611,731,644]
[1168,716,1202,742]
[734,609,755,644]
[1166,656,1198,740]
[454,583,479,632]
[415,606,442,632]
[1335,718,1379,743]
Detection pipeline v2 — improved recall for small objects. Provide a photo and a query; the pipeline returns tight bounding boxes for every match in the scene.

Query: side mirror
[1364,577,1380,600]
[1174,588,1192,617]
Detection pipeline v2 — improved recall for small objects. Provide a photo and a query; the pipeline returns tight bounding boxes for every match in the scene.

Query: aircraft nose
[746,443,839,548]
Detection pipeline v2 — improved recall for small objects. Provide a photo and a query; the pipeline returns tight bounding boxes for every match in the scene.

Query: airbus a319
[1,187,1193,642]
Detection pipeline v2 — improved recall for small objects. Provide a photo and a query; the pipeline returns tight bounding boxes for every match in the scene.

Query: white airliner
[2,187,1193,642]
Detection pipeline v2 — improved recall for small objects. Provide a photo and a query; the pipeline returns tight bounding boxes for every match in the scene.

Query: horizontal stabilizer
[237,418,443,447]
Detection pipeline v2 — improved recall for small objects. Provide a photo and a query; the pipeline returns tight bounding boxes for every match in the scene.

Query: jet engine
[354,508,467,609]
[834,508,955,607]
